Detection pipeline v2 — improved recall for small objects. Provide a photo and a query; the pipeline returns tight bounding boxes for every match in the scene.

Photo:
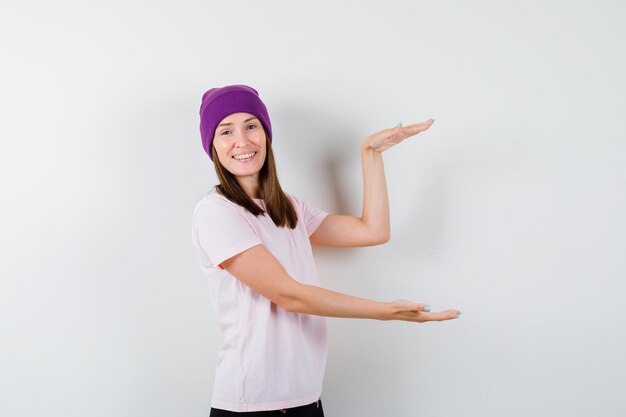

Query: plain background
[2,1,625,416]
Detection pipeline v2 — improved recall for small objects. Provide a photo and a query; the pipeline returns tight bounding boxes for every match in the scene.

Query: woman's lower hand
[384,299,461,322]
[363,119,435,153]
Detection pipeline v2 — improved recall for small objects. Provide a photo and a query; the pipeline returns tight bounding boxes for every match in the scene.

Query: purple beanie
[199,84,273,161]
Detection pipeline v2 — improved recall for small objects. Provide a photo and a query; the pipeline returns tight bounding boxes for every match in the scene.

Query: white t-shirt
[191,188,329,412]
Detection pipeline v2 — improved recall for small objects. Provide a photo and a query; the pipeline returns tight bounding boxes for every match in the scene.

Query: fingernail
[423,306,431,312]
[395,121,402,128]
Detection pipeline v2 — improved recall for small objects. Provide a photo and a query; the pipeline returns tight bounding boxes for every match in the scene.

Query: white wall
[2,1,625,416]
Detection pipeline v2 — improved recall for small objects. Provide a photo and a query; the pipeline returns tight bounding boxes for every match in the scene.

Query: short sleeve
[290,194,329,237]
[191,197,263,268]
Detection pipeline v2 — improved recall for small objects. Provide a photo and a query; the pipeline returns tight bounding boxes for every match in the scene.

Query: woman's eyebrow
[217,117,258,127]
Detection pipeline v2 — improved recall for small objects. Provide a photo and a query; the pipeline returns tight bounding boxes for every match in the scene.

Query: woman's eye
[220,130,231,135]
[247,124,257,129]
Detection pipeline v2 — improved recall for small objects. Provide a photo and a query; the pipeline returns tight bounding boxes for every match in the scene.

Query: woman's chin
[229,165,262,178]
[227,158,265,177]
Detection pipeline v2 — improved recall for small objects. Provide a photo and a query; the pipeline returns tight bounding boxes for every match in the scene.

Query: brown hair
[212,134,298,229]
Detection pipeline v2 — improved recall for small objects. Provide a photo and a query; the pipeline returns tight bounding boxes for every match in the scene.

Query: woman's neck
[237,176,260,199]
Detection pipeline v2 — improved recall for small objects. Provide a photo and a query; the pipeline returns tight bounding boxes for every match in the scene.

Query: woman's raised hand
[363,119,435,153]
[385,299,461,323]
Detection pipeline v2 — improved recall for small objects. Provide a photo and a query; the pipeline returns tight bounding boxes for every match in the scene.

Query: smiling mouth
[232,151,257,161]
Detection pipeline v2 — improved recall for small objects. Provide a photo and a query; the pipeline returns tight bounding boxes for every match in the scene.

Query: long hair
[212,134,298,229]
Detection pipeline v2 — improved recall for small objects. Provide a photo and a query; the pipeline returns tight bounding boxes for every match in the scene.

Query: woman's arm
[220,243,459,322]
[310,120,435,247]
[360,142,390,243]
[309,145,390,247]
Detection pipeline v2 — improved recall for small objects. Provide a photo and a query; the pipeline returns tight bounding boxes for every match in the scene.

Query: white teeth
[233,152,256,160]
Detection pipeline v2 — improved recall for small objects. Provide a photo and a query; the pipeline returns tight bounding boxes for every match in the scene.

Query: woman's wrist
[361,138,373,152]
[361,140,381,159]
[377,301,395,321]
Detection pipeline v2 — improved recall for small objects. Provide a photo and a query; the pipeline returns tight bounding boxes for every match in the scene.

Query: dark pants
[210,398,324,416]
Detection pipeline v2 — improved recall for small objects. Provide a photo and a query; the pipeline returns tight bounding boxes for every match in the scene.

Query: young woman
[191,84,460,416]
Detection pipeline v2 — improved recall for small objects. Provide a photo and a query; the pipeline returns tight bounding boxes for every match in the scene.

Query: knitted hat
[199,84,273,161]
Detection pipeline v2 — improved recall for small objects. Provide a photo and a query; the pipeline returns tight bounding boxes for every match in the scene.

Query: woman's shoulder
[193,187,240,215]
[282,190,302,209]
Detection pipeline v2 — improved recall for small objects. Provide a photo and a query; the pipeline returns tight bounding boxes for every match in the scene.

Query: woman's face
[212,112,267,180]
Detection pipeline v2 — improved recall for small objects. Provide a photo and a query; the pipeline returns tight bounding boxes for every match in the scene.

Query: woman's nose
[233,129,251,145]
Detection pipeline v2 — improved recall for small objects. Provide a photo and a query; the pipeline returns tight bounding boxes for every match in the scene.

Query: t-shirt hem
[211,238,263,268]
[210,392,322,413]
[306,212,329,237]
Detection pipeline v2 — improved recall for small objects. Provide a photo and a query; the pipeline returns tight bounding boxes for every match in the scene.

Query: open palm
[365,119,435,153]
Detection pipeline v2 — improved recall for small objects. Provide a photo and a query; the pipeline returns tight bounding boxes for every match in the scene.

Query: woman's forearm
[286,282,391,320]
[360,144,390,242]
